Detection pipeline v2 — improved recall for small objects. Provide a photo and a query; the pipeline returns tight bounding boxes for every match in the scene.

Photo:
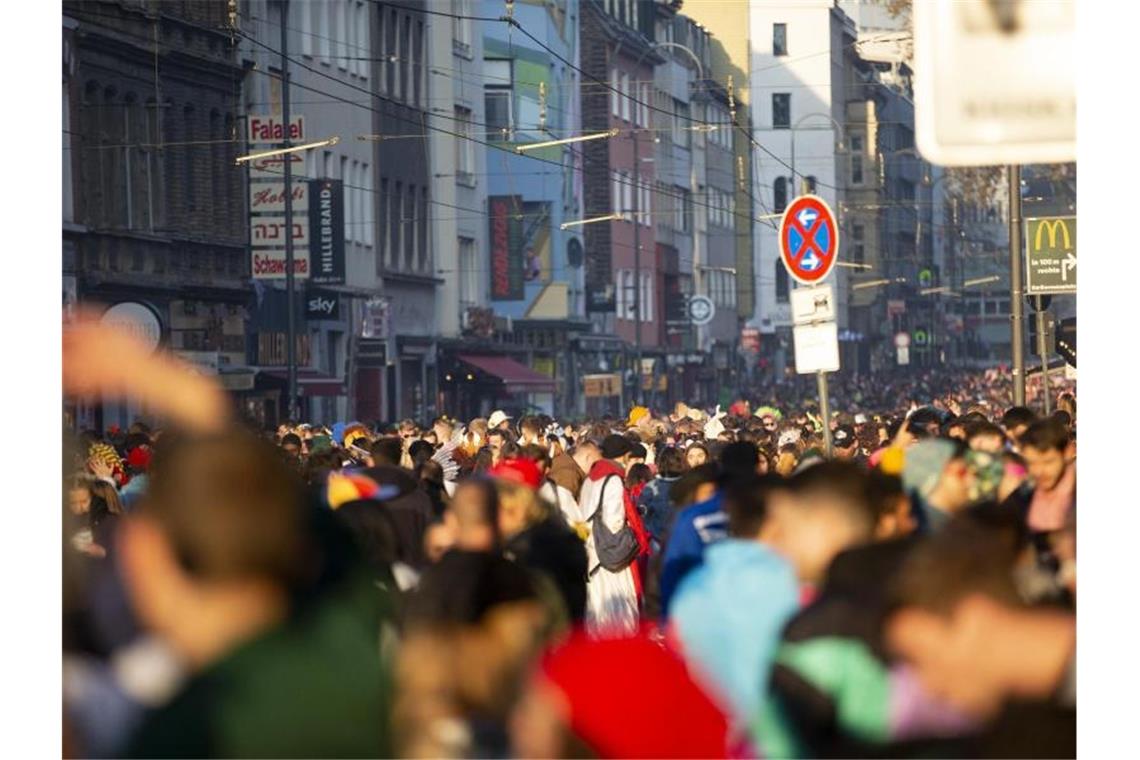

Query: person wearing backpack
[578,434,643,636]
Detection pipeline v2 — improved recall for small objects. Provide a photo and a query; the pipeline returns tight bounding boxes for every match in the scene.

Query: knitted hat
[627,406,650,427]
[537,632,730,759]
[88,442,123,471]
[902,440,959,499]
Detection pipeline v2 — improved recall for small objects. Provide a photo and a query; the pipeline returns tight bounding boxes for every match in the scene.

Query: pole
[817,370,832,457]
[1036,296,1051,414]
[632,130,642,405]
[1008,164,1025,407]
[280,0,298,422]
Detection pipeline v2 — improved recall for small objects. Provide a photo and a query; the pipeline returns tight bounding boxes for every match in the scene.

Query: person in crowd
[548,438,600,502]
[902,439,976,533]
[577,434,641,635]
[119,430,393,758]
[486,428,508,467]
[1000,406,1038,444]
[686,442,710,469]
[1018,417,1076,534]
[488,410,513,432]
[831,424,859,461]
[638,446,686,553]
[67,474,123,559]
[966,420,1007,454]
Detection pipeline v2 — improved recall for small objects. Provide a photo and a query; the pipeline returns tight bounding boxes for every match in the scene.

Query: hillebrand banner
[309,179,345,285]
[489,195,524,301]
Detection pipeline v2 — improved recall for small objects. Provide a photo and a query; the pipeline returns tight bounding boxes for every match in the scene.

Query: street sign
[918,268,934,288]
[1028,314,1056,357]
[793,321,840,374]
[1025,217,1076,294]
[779,195,839,284]
[790,282,836,325]
[912,328,930,347]
[894,332,911,349]
[688,295,715,326]
[914,0,1075,166]
[897,345,910,366]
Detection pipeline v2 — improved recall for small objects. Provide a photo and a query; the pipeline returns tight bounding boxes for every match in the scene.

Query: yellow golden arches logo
[1033,219,1072,251]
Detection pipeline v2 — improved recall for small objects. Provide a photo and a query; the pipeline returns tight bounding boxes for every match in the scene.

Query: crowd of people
[62,322,1077,758]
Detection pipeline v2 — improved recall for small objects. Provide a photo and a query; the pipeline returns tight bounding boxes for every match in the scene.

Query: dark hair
[625,463,653,491]
[786,461,878,537]
[656,447,686,479]
[1049,410,1073,429]
[303,449,343,485]
[1001,406,1038,431]
[629,442,648,460]
[966,420,1006,444]
[145,429,309,587]
[866,470,905,524]
[370,436,404,467]
[725,474,785,538]
[720,441,760,479]
[280,433,302,449]
[888,516,1021,616]
[1019,417,1069,453]
[408,440,435,468]
[519,416,542,436]
[669,463,721,507]
[471,447,494,474]
[520,443,551,470]
[499,441,521,460]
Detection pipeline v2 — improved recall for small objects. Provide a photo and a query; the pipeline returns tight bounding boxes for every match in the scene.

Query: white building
[748,0,853,371]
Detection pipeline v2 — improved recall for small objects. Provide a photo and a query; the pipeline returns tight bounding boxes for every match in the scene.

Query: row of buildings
[63,0,1069,428]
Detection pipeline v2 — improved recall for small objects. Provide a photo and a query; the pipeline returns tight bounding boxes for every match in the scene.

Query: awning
[261,368,347,397]
[457,354,556,394]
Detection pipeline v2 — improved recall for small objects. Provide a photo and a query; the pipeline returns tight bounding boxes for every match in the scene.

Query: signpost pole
[280,0,298,422]
[1008,164,1025,406]
[1036,296,1051,414]
[817,370,832,457]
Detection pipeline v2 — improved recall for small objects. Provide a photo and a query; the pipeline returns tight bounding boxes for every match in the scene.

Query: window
[641,181,651,227]
[182,105,196,216]
[852,223,865,265]
[318,0,331,61]
[850,134,864,185]
[385,10,397,94]
[418,187,428,272]
[459,237,477,306]
[484,59,513,139]
[672,99,691,147]
[774,177,787,213]
[620,72,631,122]
[455,106,475,180]
[612,170,621,211]
[404,184,415,269]
[301,0,313,57]
[377,178,388,271]
[772,93,791,129]
[775,259,789,302]
[342,157,353,242]
[640,271,653,322]
[400,15,411,102]
[362,164,373,247]
[336,0,348,69]
[392,181,402,269]
[622,171,632,221]
[355,2,369,78]
[415,20,424,107]
[453,0,472,55]
[354,161,365,246]
[773,23,788,56]
[805,175,817,193]
[611,69,620,117]
[674,186,691,232]
[639,82,649,127]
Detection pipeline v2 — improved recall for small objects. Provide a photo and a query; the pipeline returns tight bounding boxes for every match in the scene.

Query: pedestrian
[578,434,641,635]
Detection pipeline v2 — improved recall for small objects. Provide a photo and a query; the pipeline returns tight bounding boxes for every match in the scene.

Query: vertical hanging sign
[309,178,345,284]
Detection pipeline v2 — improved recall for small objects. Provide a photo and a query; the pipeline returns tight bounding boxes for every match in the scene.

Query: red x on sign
[779,194,839,284]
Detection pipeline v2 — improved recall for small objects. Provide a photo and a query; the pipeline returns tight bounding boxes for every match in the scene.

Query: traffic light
[1056,317,1076,367]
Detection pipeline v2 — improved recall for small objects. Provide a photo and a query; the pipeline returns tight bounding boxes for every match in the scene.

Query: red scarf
[588,460,651,597]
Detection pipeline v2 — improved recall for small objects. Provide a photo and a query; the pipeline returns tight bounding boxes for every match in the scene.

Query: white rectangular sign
[249,182,308,214]
[793,321,840,374]
[247,114,305,144]
[251,248,311,281]
[251,216,310,248]
[790,283,836,326]
[897,345,910,366]
[248,152,305,179]
[914,0,1075,165]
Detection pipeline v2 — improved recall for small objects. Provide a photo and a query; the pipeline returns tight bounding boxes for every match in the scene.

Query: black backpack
[589,474,640,574]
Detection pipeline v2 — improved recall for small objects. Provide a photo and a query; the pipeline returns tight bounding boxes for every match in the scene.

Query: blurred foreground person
[884,519,1076,758]
[512,631,732,759]
[120,430,392,758]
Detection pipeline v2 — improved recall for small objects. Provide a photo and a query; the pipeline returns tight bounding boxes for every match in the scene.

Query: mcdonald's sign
[1024,216,1076,295]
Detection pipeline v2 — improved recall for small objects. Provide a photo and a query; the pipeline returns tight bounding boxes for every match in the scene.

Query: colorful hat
[488,458,543,490]
[324,470,399,510]
[627,406,650,427]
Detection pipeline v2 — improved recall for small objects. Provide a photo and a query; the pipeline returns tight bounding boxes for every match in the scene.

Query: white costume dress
[577,473,639,636]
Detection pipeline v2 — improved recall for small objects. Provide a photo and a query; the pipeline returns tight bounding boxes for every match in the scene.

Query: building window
[611,68,620,117]
[850,133,865,185]
[622,171,632,221]
[772,93,790,129]
[640,271,654,322]
[484,59,513,139]
[182,105,196,217]
[300,0,313,57]
[392,181,402,269]
[341,156,352,242]
[318,0,331,61]
[418,187,428,272]
[404,184,415,270]
[362,163,373,247]
[639,82,649,128]
[674,186,691,232]
[453,0,472,55]
[385,10,397,94]
[805,175,817,194]
[774,177,787,213]
[415,20,424,107]
[336,0,348,69]
[852,223,865,265]
[776,259,790,302]
[459,237,477,306]
[620,72,631,122]
[400,15,411,102]
[773,23,788,56]
[378,178,388,272]
[455,106,475,181]
[672,98,691,147]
